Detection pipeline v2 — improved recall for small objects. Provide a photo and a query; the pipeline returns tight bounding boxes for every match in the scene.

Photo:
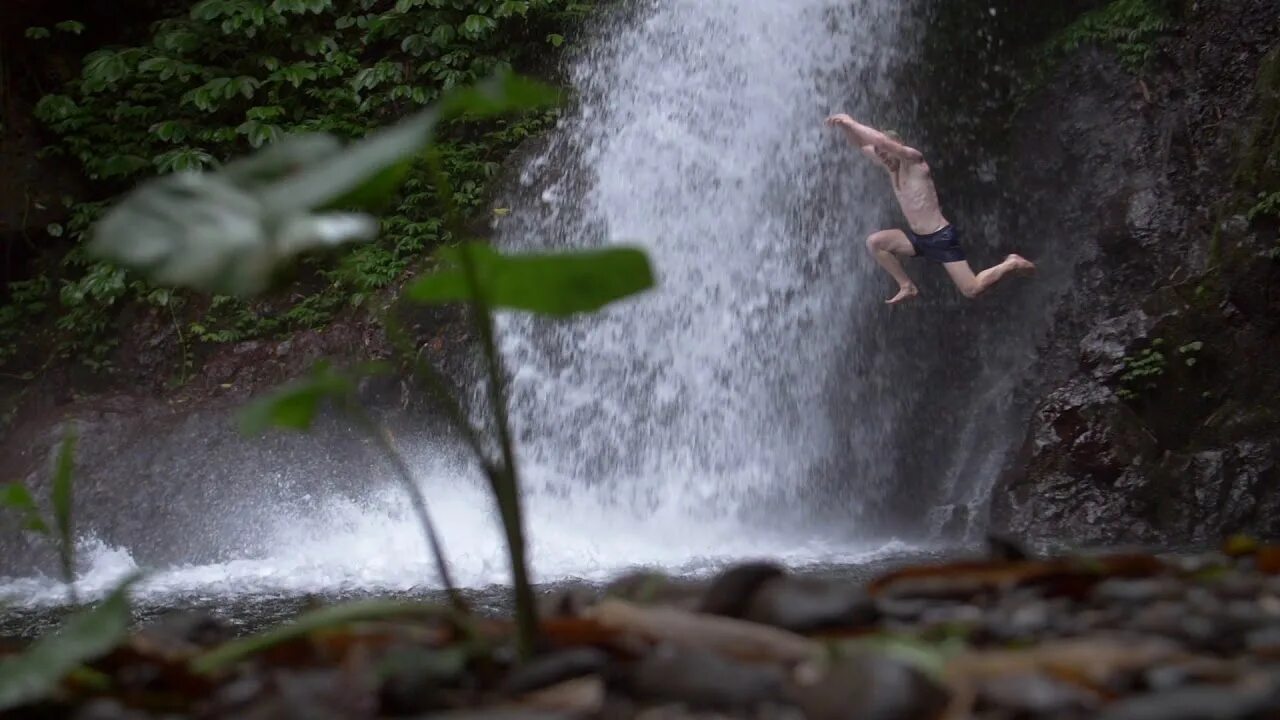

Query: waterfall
[0,0,926,609]
[498,0,912,531]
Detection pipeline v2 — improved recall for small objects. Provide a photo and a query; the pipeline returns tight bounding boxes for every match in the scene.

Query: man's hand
[825,113,855,129]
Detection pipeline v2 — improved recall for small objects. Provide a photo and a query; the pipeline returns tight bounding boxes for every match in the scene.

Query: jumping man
[825,114,1035,304]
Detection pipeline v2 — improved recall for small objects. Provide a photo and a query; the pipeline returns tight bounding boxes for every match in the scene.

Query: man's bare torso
[863,148,948,235]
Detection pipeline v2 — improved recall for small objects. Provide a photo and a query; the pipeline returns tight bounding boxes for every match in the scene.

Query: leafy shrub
[1044,0,1174,70]
[6,0,589,375]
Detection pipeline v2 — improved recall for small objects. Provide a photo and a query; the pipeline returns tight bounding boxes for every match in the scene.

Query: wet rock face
[989,0,1280,547]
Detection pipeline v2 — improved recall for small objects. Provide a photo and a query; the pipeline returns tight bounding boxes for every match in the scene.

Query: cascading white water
[0,0,921,609]
[499,0,911,524]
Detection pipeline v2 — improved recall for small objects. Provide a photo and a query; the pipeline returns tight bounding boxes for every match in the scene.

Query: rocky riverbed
[6,541,1280,719]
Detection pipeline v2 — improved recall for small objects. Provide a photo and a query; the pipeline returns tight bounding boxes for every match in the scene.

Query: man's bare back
[826,113,1035,304]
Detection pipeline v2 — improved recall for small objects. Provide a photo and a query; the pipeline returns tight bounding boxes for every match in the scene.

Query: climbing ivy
[4,0,590,376]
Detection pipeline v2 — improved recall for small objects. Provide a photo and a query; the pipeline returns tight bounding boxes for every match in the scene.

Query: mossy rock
[1235,46,1280,194]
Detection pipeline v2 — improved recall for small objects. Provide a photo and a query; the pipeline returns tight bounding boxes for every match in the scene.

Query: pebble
[500,648,610,696]
[610,645,788,711]
[378,647,467,715]
[1092,578,1185,603]
[874,597,934,622]
[786,651,950,720]
[1245,625,1280,653]
[1096,680,1279,720]
[743,576,878,633]
[699,563,787,619]
[977,671,1102,714]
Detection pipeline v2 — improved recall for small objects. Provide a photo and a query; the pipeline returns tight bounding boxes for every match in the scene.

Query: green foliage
[1177,340,1203,367]
[0,579,137,711]
[1117,339,1166,401]
[1236,48,1280,195]
[1117,338,1203,400]
[0,277,53,371]
[1248,192,1280,222]
[1044,0,1174,70]
[4,0,589,374]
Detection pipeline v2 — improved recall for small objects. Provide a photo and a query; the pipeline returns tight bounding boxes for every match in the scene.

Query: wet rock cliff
[988,0,1280,546]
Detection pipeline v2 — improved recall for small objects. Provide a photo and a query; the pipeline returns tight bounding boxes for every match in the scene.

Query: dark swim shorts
[906,224,966,263]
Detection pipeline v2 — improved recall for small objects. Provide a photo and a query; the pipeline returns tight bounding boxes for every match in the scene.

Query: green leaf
[90,133,374,296]
[547,33,565,48]
[96,154,151,179]
[429,24,456,47]
[407,243,655,317]
[149,120,189,142]
[460,14,497,39]
[0,484,49,535]
[33,95,78,124]
[258,111,439,216]
[401,34,431,57]
[153,148,216,173]
[0,577,138,711]
[325,159,414,212]
[81,50,131,91]
[282,71,558,215]
[193,599,451,674]
[54,21,86,35]
[496,1,530,18]
[24,27,51,40]
[438,72,561,120]
[239,362,355,434]
[0,484,38,512]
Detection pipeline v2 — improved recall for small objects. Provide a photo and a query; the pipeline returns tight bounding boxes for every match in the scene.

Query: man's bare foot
[1006,254,1036,274]
[886,284,919,304]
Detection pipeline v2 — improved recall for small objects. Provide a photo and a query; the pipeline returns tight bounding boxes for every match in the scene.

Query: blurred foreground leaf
[51,430,77,592]
[0,484,50,535]
[0,578,138,711]
[192,599,454,674]
[407,242,654,317]
[89,71,561,297]
[239,362,359,433]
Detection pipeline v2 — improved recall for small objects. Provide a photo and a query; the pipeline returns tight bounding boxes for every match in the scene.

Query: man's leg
[942,254,1036,299]
[866,229,919,304]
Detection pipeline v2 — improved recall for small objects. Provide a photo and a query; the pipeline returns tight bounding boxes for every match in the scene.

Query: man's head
[875,129,906,169]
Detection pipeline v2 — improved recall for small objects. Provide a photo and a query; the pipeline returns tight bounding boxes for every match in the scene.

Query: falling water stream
[0,0,938,621]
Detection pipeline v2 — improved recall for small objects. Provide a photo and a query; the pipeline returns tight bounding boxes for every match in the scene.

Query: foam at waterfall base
[0,463,914,609]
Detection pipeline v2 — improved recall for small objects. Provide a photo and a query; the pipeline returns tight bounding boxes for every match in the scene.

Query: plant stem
[347,406,468,615]
[52,430,79,605]
[382,314,494,472]
[426,150,537,658]
[458,244,538,661]
[169,303,191,387]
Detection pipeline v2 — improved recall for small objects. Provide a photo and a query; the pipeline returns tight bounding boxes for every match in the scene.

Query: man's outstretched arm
[825,114,923,163]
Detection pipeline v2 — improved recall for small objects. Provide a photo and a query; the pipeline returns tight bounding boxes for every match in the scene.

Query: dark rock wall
[989,0,1280,546]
